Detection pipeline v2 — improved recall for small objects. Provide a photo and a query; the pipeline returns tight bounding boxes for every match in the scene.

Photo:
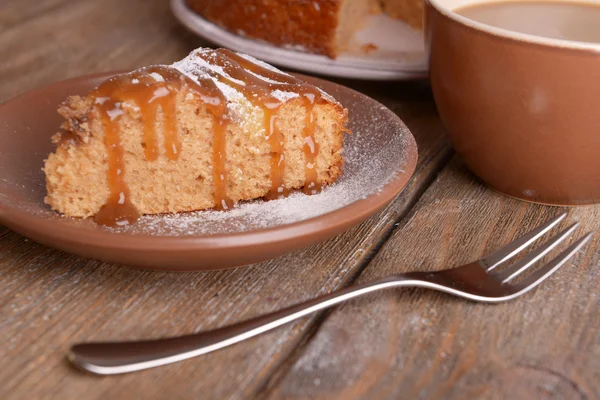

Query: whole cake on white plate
[185,0,424,58]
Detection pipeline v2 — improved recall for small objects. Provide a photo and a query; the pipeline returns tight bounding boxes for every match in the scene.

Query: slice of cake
[43,48,348,227]
[184,0,423,58]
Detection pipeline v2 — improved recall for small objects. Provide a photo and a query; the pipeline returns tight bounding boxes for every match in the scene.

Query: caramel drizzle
[89,50,325,226]
[196,49,323,199]
[93,97,140,228]
[191,77,233,211]
[91,66,183,227]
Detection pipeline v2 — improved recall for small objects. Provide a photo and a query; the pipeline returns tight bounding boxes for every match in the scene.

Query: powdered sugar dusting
[236,52,336,103]
[149,72,165,82]
[171,48,339,128]
[271,89,300,102]
[173,49,246,87]
[173,49,338,110]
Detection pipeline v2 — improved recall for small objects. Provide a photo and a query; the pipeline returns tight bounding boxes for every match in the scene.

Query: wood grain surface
[1,1,598,399]
[265,158,600,400]
[0,1,454,399]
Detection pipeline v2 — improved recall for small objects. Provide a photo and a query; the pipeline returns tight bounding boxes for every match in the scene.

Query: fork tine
[496,223,579,283]
[513,232,593,291]
[482,212,567,271]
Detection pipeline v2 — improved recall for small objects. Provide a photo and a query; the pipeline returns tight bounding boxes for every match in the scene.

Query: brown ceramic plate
[0,71,418,271]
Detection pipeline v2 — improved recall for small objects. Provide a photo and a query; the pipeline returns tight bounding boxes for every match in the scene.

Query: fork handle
[69,274,424,375]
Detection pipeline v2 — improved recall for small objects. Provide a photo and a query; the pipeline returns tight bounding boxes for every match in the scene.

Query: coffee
[455,1,600,43]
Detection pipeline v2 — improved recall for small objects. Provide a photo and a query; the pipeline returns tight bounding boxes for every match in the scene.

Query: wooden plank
[0,0,208,103]
[0,120,450,400]
[264,157,600,400]
[0,0,453,398]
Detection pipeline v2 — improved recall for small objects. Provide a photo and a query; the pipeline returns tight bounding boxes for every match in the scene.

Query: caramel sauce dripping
[174,64,234,211]
[91,66,183,227]
[300,94,321,195]
[92,101,140,227]
[197,49,324,200]
[264,109,288,200]
[88,50,325,226]
[195,78,233,211]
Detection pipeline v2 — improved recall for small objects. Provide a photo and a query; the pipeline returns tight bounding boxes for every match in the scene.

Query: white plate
[171,0,428,80]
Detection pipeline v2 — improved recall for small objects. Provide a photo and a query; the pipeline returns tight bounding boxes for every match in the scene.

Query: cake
[380,0,424,29]
[43,48,348,227]
[185,0,423,59]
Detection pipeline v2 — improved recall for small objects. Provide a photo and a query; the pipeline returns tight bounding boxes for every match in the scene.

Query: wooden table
[1,1,599,399]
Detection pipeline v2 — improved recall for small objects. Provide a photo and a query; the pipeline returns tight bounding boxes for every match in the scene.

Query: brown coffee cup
[425,0,600,205]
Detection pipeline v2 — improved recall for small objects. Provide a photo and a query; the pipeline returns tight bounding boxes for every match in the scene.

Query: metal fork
[69,212,592,375]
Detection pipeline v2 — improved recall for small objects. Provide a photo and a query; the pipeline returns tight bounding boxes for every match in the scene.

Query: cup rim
[426,0,600,53]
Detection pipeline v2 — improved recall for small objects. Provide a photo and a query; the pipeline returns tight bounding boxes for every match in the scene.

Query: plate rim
[170,0,428,80]
[0,71,418,263]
